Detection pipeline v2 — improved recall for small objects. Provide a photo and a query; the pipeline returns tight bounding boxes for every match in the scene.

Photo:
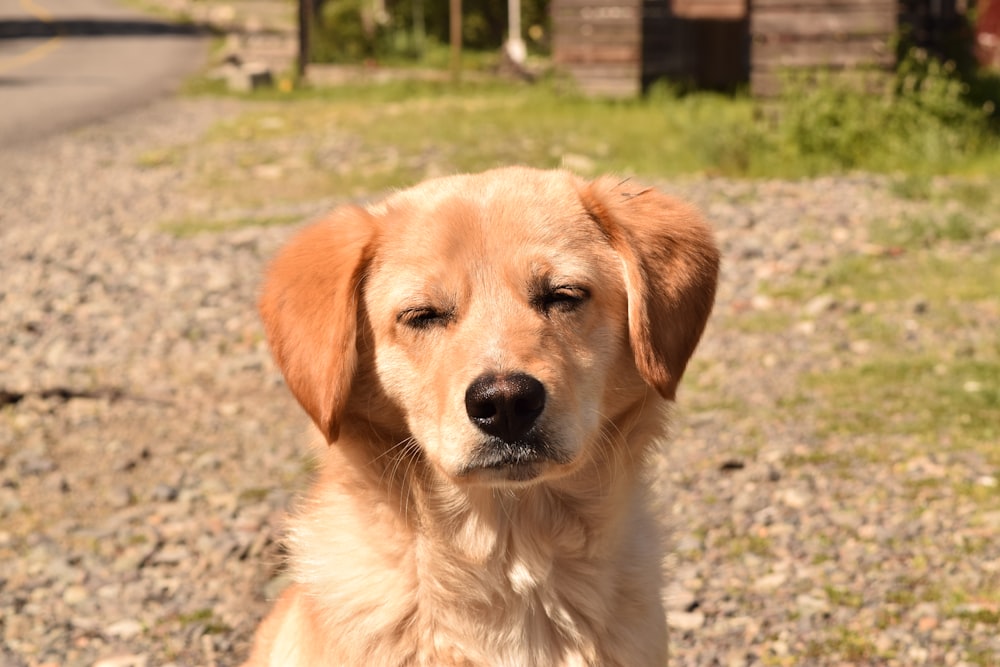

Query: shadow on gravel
[0,19,207,39]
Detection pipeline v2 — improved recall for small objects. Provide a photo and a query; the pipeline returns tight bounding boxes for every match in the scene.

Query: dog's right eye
[397,306,451,330]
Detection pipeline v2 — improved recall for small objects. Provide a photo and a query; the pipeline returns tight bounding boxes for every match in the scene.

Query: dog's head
[259,168,718,487]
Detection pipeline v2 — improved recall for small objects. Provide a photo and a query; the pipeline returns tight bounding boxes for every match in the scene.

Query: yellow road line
[0,0,64,75]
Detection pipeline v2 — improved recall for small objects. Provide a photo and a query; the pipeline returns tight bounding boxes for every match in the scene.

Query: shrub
[772,48,999,174]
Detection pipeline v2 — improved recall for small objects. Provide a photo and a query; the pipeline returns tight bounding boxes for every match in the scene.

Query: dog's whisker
[383,437,420,520]
[594,426,621,493]
[370,436,417,467]
[399,440,423,523]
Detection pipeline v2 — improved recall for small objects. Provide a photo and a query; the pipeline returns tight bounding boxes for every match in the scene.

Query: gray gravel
[2,97,998,666]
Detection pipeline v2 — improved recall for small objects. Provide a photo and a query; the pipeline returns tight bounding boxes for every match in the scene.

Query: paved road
[0,0,208,148]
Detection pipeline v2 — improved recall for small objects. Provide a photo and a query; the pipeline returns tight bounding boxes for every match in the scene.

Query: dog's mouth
[456,432,568,485]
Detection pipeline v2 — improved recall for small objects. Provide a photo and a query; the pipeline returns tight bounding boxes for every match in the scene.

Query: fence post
[450,0,462,80]
[298,0,313,79]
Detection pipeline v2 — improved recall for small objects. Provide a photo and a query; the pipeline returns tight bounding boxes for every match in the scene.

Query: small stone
[195,453,222,470]
[754,572,787,591]
[71,616,100,632]
[150,484,179,502]
[849,339,872,355]
[62,584,88,605]
[109,486,133,509]
[663,582,697,611]
[795,594,829,616]
[795,320,816,335]
[217,402,241,417]
[94,655,149,667]
[719,459,745,472]
[917,615,939,632]
[975,475,997,488]
[104,619,143,639]
[779,488,809,509]
[667,610,705,631]
[151,545,190,566]
[804,294,836,316]
[19,452,56,475]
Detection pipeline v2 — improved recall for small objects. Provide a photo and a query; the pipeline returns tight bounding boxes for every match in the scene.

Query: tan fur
[247,167,719,666]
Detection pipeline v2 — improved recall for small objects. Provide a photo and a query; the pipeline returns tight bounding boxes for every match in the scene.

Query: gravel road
[1,96,997,666]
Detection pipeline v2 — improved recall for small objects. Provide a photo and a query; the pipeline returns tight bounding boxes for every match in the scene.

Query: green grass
[177,608,231,635]
[870,211,992,249]
[189,79,762,195]
[159,214,302,237]
[774,245,999,468]
[802,358,1000,447]
[720,162,1000,517]
[172,62,1000,209]
[770,244,1000,305]
[804,628,884,662]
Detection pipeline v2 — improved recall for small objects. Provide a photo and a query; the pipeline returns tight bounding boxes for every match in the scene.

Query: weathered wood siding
[552,0,964,97]
[551,0,645,97]
[750,0,896,95]
[552,0,749,96]
[673,0,746,20]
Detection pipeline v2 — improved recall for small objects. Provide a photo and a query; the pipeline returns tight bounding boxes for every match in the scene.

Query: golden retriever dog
[246,167,719,666]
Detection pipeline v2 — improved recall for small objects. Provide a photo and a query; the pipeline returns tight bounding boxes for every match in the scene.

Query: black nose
[465,373,546,443]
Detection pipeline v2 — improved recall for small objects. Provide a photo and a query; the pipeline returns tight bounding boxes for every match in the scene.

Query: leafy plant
[309,0,551,63]
[773,48,999,174]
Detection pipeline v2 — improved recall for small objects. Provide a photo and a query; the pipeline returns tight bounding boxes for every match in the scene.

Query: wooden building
[550,0,969,97]
[551,0,748,97]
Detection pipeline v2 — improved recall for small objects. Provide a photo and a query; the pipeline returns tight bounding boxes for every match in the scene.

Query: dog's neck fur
[285,405,669,666]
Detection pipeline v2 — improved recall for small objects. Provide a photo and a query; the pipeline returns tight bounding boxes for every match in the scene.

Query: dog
[246,167,719,666]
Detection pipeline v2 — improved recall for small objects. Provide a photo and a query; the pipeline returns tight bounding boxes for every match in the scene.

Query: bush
[772,48,1000,174]
[309,0,551,64]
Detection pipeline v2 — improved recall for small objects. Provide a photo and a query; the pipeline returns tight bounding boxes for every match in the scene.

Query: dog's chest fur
[285,469,665,666]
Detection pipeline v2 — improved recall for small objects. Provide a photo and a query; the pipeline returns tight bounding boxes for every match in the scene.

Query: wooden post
[298,0,313,79]
[450,0,462,79]
[506,0,526,63]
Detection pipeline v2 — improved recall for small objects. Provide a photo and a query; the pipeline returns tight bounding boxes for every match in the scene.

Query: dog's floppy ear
[258,207,376,443]
[581,177,720,399]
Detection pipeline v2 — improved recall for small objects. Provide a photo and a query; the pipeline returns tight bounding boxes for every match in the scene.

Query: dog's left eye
[537,286,590,314]
[398,306,451,329]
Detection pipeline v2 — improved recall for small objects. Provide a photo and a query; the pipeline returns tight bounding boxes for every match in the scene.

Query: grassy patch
[870,212,990,249]
[238,487,273,504]
[761,193,999,503]
[775,242,1000,454]
[802,357,1000,447]
[172,60,1000,207]
[721,532,773,559]
[159,214,302,237]
[731,310,796,335]
[136,147,184,169]
[770,246,1000,305]
[177,608,231,635]
[189,80,763,200]
[824,586,864,609]
[804,627,885,662]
